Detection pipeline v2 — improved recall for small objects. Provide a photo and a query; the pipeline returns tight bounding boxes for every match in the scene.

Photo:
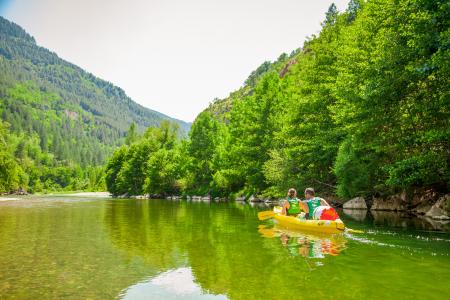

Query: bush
[386,152,448,189]
[334,139,374,199]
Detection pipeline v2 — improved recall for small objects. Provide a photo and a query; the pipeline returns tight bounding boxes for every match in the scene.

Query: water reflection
[341,209,450,232]
[343,208,367,222]
[1,198,449,299]
[258,224,347,258]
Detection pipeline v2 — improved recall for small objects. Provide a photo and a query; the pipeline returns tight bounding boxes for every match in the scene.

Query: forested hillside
[105,0,449,201]
[0,16,190,193]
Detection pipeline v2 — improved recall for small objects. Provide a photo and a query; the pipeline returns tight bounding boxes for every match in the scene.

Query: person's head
[287,188,297,198]
[304,187,315,199]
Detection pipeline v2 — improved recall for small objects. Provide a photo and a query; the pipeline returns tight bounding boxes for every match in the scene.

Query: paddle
[258,210,276,220]
[345,228,364,234]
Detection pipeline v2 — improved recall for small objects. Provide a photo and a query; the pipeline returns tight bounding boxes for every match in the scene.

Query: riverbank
[155,189,450,223]
[0,191,111,202]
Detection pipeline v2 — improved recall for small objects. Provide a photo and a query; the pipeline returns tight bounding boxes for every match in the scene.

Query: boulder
[425,195,450,220]
[249,195,263,202]
[411,189,438,207]
[343,197,367,210]
[371,192,407,211]
[235,196,246,202]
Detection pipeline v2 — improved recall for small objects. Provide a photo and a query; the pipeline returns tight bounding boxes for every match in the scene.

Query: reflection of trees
[104,200,187,270]
[104,200,349,299]
[0,201,151,299]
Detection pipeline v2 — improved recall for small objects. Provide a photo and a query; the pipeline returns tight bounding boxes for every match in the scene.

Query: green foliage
[105,122,184,197]
[324,3,338,27]
[245,61,272,87]
[125,123,138,145]
[0,16,192,194]
[334,139,377,198]
[386,152,448,189]
[0,16,190,135]
[144,148,181,196]
[105,0,449,200]
[105,146,128,196]
[0,118,104,193]
[0,150,23,193]
[187,111,225,194]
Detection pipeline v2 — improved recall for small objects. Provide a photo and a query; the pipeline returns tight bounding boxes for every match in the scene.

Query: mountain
[0,16,190,168]
[205,50,299,121]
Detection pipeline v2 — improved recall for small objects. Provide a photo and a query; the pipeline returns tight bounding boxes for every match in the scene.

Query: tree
[323,3,338,27]
[125,123,138,145]
[346,0,361,22]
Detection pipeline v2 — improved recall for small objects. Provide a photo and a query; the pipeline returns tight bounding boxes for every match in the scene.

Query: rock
[192,196,202,201]
[425,195,449,219]
[249,195,263,202]
[201,196,210,201]
[16,188,28,195]
[431,215,450,220]
[343,197,367,210]
[411,189,438,207]
[235,196,246,202]
[263,198,273,204]
[411,189,440,214]
[413,203,433,215]
[371,192,407,211]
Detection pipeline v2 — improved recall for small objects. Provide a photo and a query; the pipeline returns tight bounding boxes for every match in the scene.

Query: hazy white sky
[1,0,349,122]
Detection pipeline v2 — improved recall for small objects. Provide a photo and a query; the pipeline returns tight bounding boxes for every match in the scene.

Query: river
[0,195,449,299]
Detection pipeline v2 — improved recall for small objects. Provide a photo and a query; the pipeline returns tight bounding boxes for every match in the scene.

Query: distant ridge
[0,16,190,166]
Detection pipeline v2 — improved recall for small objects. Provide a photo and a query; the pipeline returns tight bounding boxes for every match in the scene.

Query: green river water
[0,196,449,299]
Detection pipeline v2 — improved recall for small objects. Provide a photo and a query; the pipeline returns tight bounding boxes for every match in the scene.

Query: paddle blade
[258,210,276,220]
[346,228,364,234]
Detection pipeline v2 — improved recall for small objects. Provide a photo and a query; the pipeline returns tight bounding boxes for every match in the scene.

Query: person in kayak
[302,187,331,219]
[281,188,305,216]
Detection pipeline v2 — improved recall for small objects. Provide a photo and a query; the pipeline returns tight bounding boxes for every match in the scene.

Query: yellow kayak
[273,206,345,234]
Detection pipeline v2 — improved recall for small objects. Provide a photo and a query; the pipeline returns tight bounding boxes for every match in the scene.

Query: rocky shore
[115,189,450,222]
[343,190,450,221]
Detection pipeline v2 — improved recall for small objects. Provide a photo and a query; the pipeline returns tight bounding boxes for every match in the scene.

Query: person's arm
[281,200,290,215]
[299,201,309,213]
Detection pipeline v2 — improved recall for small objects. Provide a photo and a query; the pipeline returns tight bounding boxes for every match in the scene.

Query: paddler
[302,187,331,219]
[281,188,305,216]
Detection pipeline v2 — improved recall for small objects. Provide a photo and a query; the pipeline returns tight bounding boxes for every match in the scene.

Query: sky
[0,0,349,122]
